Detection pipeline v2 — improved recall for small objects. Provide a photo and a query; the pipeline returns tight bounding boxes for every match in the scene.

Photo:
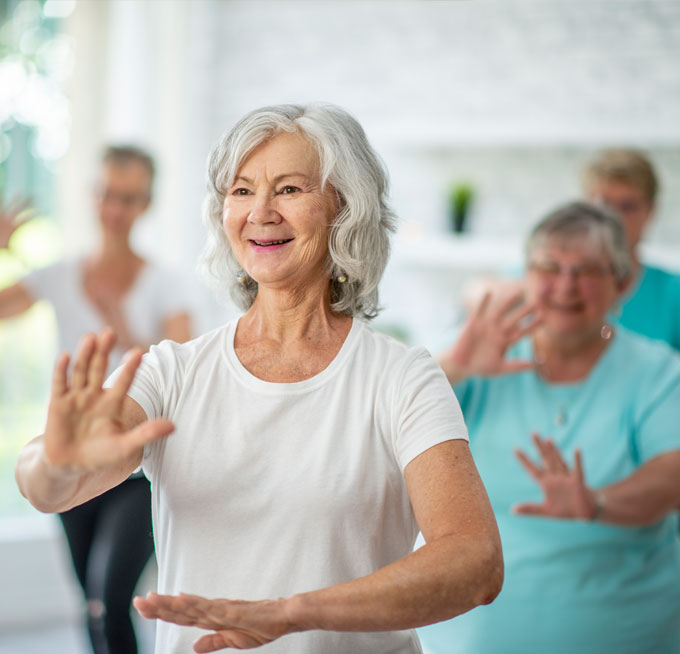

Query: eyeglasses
[528,260,615,282]
[95,189,149,208]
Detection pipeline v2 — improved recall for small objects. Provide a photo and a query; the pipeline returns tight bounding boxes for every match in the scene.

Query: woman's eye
[231,187,250,196]
[280,185,300,195]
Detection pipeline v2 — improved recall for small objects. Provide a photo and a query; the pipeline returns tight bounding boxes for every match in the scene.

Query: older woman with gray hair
[425,200,680,653]
[16,103,502,653]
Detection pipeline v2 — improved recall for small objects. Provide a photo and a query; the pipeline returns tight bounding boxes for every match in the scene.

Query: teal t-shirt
[616,264,680,351]
[418,328,680,654]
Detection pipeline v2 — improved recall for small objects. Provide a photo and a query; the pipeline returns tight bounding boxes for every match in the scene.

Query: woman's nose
[554,269,579,292]
[248,193,282,225]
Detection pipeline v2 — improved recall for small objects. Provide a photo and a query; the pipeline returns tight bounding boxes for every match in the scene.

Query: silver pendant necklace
[535,324,613,428]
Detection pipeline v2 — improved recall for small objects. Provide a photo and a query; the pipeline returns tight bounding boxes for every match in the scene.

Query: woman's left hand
[133,592,294,652]
[513,433,596,520]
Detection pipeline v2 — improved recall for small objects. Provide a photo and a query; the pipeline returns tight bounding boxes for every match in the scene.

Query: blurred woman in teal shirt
[421,201,680,654]
[583,148,680,350]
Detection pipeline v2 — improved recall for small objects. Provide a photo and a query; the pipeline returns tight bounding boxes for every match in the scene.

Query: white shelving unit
[392,231,524,272]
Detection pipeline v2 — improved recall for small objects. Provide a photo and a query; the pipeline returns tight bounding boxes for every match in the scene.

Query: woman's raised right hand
[43,330,174,472]
[437,284,542,384]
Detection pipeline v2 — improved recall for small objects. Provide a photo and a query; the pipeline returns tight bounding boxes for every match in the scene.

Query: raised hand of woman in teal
[513,433,597,520]
[437,284,542,385]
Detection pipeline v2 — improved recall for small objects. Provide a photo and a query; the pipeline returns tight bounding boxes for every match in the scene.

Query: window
[1,0,72,517]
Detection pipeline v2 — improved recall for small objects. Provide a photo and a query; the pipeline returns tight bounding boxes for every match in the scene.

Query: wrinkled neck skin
[532,324,612,383]
[236,273,350,349]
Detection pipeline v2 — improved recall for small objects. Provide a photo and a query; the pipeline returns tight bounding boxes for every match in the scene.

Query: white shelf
[392,232,523,273]
[391,232,679,274]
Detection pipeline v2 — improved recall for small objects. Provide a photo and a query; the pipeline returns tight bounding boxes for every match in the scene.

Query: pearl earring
[600,324,613,340]
[236,271,247,284]
[337,273,348,284]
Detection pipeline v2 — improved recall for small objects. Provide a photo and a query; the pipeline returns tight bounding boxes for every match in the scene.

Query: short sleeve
[105,340,181,477]
[21,261,65,302]
[633,353,680,463]
[394,348,468,471]
[104,340,177,421]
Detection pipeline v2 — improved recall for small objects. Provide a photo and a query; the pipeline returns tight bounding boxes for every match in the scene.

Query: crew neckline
[526,330,621,394]
[224,317,362,395]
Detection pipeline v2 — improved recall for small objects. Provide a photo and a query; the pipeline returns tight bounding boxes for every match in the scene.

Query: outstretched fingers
[109,348,144,408]
[470,290,492,322]
[514,448,542,481]
[492,286,525,324]
[194,630,264,652]
[573,449,586,486]
[122,419,175,457]
[513,502,547,516]
[86,329,117,391]
[51,352,71,398]
[194,632,235,653]
[70,334,97,390]
[540,437,569,472]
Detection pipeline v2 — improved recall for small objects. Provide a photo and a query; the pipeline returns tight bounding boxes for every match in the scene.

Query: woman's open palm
[43,330,174,471]
[134,592,291,652]
[439,285,542,382]
[513,433,595,520]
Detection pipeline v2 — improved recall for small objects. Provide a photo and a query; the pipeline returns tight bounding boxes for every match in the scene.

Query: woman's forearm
[286,533,503,633]
[593,451,680,526]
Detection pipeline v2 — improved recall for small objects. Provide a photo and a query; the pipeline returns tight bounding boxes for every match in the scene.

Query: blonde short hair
[582,149,658,204]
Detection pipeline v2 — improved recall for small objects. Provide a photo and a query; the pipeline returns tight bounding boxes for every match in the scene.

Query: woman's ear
[617,273,634,297]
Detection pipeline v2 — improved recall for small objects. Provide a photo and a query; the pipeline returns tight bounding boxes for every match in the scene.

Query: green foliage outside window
[1,0,70,517]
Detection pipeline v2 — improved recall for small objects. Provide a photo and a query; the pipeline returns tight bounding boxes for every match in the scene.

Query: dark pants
[59,476,154,654]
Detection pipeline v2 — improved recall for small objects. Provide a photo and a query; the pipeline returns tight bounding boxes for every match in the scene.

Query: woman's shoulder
[640,264,680,297]
[611,327,680,386]
[146,321,235,370]
[355,321,433,365]
[20,257,81,297]
[351,322,449,394]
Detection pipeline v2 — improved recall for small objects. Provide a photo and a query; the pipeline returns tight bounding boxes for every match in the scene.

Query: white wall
[57,0,680,345]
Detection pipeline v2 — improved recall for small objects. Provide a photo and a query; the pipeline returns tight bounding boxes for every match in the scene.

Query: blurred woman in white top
[3,145,193,654]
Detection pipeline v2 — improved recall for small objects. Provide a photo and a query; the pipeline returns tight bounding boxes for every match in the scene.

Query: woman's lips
[249,238,293,251]
[547,302,584,312]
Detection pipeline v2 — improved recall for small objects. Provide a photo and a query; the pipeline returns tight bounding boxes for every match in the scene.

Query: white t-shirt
[124,317,468,654]
[22,258,196,371]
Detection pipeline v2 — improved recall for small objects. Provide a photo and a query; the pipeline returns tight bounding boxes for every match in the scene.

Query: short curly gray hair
[199,103,396,319]
[526,200,632,283]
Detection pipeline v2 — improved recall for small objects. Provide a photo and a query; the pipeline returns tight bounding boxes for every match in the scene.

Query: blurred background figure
[583,149,680,351]
[422,201,680,654]
[0,145,194,654]
[460,148,680,348]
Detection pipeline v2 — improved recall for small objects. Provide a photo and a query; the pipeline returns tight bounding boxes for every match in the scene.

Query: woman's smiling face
[223,131,338,291]
[525,236,625,340]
